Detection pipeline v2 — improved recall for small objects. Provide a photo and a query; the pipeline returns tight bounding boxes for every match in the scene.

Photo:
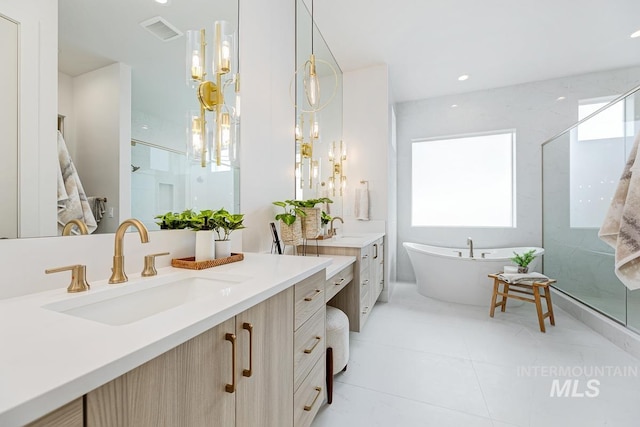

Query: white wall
[0,0,58,238]
[342,64,397,301]
[396,66,640,282]
[73,63,132,233]
[239,0,296,253]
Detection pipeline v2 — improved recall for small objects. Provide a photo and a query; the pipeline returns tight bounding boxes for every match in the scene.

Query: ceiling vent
[139,16,183,42]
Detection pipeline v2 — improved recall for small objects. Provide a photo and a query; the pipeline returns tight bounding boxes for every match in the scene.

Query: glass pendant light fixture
[186,21,238,167]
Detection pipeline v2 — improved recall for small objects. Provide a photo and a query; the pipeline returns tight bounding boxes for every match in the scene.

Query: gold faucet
[109,218,150,284]
[328,216,344,237]
[62,219,89,236]
[45,264,90,293]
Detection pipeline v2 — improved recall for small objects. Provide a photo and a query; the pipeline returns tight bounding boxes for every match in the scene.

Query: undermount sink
[43,273,251,326]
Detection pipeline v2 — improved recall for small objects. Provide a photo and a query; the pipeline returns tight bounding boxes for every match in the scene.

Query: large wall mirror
[54,0,239,237]
[295,0,343,217]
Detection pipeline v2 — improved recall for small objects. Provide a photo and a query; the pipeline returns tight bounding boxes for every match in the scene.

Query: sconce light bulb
[191,51,202,80]
[221,112,231,147]
[221,40,231,73]
[295,124,302,141]
[311,121,319,139]
[305,55,320,108]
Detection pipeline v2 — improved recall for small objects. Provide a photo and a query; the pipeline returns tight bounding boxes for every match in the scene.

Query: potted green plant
[320,211,332,236]
[154,211,192,230]
[212,208,245,258]
[289,198,333,239]
[510,249,536,273]
[273,200,306,245]
[187,209,215,261]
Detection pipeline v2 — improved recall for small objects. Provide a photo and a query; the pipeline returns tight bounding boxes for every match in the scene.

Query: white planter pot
[195,230,215,261]
[215,240,232,259]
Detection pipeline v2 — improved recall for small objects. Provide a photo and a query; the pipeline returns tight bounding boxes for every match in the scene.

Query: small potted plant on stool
[510,249,536,273]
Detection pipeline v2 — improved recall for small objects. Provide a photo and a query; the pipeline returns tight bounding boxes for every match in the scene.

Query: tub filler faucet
[467,237,474,258]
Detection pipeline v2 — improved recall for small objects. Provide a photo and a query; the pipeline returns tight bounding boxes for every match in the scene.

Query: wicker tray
[171,253,244,270]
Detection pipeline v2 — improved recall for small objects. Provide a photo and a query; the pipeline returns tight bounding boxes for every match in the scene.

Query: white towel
[57,131,98,234]
[599,132,640,290]
[355,183,369,221]
[88,197,106,223]
[497,272,550,284]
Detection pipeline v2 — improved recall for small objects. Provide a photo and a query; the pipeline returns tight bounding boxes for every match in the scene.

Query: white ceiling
[310,0,640,103]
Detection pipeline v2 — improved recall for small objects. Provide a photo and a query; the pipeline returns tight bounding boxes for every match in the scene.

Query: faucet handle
[45,264,90,293]
[142,252,170,277]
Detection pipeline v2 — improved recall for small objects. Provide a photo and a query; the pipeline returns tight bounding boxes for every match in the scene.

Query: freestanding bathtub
[403,242,544,306]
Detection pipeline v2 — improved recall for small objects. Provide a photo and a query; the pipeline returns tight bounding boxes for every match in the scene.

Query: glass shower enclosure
[542,85,640,331]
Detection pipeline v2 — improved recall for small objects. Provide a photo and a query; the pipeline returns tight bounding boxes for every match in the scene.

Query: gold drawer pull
[304,289,322,301]
[362,254,369,259]
[362,306,370,315]
[225,333,237,393]
[334,277,345,286]
[242,322,253,378]
[304,387,323,411]
[303,336,322,354]
[362,279,369,286]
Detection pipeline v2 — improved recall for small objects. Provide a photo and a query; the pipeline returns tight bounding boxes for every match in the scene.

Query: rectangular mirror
[52,0,240,236]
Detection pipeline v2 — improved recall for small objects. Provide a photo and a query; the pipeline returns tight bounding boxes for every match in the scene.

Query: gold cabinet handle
[304,289,322,301]
[242,322,253,378]
[225,333,236,393]
[304,387,323,411]
[303,336,322,354]
[362,279,369,286]
[373,243,378,259]
[335,277,345,286]
[362,254,369,260]
[362,306,370,315]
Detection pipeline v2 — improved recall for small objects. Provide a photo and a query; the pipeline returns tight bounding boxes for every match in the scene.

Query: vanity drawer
[325,263,354,302]
[294,357,326,427]
[294,306,326,391]
[295,270,325,330]
[359,268,371,294]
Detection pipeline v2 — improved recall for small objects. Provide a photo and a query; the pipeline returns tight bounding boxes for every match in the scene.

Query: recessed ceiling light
[451,104,458,108]
[155,0,170,5]
[556,96,566,101]
[458,74,469,81]
[631,29,640,38]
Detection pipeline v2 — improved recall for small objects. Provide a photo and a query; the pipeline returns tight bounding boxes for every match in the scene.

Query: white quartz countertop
[313,232,385,248]
[0,253,330,427]
[310,255,356,278]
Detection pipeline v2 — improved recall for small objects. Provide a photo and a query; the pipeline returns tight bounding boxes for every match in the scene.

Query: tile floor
[312,282,640,427]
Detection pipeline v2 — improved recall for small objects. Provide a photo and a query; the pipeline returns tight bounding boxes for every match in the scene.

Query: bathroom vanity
[0,253,359,427]
[301,233,385,332]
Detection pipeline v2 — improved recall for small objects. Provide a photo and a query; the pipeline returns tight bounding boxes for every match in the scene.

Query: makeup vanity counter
[0,253,331,427]
[302,233,385,332]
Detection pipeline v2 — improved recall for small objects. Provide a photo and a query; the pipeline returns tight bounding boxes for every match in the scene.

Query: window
[411,131,516,227]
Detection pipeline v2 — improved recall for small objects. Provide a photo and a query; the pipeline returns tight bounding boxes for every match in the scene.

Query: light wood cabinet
[26,398,83,427]
[310,237,385,332]
[86,288,293,427]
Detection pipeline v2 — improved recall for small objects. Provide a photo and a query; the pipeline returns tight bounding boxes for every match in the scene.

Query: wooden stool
[488,273,557,333]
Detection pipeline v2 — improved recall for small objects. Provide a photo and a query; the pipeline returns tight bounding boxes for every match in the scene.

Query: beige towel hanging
[599,132,640,290]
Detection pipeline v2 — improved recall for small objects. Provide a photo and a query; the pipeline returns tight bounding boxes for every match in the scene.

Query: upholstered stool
[326,306,349,404]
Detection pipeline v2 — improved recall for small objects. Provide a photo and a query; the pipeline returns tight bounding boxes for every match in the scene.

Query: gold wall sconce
[328,140,346,196]
[296,113,321,189]
[186,21,238,167]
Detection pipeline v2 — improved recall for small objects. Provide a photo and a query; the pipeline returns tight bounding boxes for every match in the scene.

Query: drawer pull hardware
[225,333,237,393]
[335,277,345,286]
[304,387,323,411]
[304,289,322,301]
[373,243,378,259]
[242,322,253,377]
[304,336,322,354]
[362,279,369,286]
[362,306,370,315]
[362,254,369,259]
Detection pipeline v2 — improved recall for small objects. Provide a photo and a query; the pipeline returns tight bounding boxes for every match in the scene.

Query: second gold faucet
[109,218,150,284]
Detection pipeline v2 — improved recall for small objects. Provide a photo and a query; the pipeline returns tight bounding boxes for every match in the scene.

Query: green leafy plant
[190,209,215,231]
[273,200,306,226]
[212,208,246,241]
[510,249,536,267]
[321,211,332,226]
[154,209,194,229]
[289,198,333,208]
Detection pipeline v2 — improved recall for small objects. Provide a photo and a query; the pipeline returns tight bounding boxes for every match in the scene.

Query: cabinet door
[236,288,294,427]
[87,318,236,427]
[177,318,236,426]
[86,347,179,426]
[27,398,83,427]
